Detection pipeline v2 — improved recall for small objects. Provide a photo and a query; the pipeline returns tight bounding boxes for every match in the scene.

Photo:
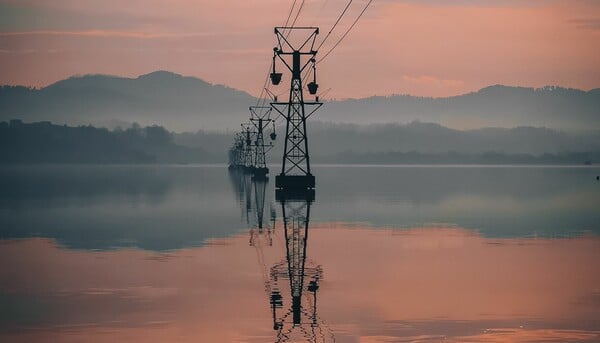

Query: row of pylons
[228,27,323,200]
[227,25,328,340]
[228,106,276,180]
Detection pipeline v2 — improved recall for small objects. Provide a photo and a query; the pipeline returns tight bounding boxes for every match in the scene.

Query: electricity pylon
[249,106,276,180]
[228,132,246,169]
[270,27,322,198]
[241,123,257,173]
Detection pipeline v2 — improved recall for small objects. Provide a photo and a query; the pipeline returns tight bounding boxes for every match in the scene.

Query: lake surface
[0,165,599,342]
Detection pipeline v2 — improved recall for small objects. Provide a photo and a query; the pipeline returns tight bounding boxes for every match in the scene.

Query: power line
[257,0,299,106]
[318,0,374,63]
[260,0,307,107]
[316,0,353,51]
[257,67,271,107]
[283,0,297,28]
[300,0,353,86]
[310,0,331,26]
[262,0,371,110]
[286,0,306,38]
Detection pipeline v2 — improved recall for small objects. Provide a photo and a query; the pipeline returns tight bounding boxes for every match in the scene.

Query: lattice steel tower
[270,27,322,196]
[249,106,275,179]
[241,123,256,172]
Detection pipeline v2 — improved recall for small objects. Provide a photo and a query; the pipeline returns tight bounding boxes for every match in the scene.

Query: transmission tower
[249,106,276,180]
[270,27,322,199]
[241,123,257,173]
[229,132,246,169]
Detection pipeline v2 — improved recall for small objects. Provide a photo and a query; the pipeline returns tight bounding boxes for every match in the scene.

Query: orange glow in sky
[0,0,598,98]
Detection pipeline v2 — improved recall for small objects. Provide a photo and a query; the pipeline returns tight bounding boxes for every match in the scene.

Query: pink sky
[0,0,598,98]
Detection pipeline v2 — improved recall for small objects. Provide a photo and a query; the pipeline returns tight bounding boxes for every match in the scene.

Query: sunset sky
[0,0,598,98]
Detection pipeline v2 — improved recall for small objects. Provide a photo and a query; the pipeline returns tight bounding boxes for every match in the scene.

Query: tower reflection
[228,169,334,342]
[270,195,333,342]
[249,176,273,247]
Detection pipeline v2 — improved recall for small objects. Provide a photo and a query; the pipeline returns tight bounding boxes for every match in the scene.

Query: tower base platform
[275,174,315,189]
[275,174,315,202]
[252,167,269,180]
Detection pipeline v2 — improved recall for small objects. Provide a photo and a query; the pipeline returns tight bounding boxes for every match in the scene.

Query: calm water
[0,165,599,342]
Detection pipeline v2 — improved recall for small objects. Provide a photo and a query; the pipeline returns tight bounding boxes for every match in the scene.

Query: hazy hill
[1,71,599,131]
[176,121,600,158]
[0,71,254,132]
[323,86,600,130]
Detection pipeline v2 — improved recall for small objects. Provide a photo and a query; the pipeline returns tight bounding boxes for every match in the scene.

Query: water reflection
[1,226,599,341]
[272,197,332,342]
[230,169,334,342]
[1,165,599,341]
[0,165,244,250]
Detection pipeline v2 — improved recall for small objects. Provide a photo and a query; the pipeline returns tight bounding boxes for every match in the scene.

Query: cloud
[379,0,571,8]
[568,18,600,30]
[0,30,217,39]
[402,75,465,89]
[0,48,36,54]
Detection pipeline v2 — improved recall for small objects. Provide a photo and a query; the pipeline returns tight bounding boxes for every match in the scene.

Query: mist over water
[1,165,598,249]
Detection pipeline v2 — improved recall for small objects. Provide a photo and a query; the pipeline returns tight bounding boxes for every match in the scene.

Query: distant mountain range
[325,86,600,131]
[1,71,599,131]
[0,71,253,132]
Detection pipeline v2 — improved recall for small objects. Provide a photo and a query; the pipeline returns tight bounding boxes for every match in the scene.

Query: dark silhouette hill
[1,71,598,131]
[177,121,600,157]
[0,120,213,164]
[2,120,599,164]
